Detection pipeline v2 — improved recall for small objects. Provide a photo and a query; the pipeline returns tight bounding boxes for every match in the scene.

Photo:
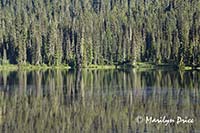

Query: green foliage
[0,0,199,68]
[0,58,9,65]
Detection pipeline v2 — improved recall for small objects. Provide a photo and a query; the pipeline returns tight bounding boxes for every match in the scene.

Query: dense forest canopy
[0,0,199,68]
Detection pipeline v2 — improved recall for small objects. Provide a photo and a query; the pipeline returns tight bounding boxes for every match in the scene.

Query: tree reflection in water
[0,69,199,132]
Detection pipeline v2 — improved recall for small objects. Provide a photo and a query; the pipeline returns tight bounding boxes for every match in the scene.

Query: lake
[0,69,199,132]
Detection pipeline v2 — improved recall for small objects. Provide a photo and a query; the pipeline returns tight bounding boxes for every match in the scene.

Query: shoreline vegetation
[0,62,199,71]
[0,1,200,71]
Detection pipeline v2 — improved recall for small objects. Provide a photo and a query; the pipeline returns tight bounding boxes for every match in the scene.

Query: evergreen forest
[0,0,200,68]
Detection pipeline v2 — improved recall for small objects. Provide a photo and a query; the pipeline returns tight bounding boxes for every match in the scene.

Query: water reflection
[0,69,199,132]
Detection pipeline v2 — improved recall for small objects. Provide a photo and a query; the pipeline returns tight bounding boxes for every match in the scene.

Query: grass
[120,62,176,69]
[133,62,196,70]
[0,64,71,71]
[86,64,116,69]
[20,64,71,70]
[182,66,193,70]
[134,62,155,68]
[0,64,18,71]
[0,62,198,71]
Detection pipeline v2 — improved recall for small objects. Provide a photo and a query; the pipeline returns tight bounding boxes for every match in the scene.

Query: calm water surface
[0,69,199,132]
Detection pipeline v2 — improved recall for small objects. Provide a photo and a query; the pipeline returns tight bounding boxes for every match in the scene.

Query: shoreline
[0,63,199,71]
